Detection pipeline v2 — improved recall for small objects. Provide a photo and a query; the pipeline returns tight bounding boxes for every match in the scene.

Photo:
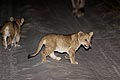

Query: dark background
[0,0,120,22]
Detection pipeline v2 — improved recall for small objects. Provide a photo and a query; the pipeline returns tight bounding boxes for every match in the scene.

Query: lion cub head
[10,17,24,26]
[78,31,93,49]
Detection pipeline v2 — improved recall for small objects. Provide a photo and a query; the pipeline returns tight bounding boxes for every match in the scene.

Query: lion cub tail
[28,38,45,59]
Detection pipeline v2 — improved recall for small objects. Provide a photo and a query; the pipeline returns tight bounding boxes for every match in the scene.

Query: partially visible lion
[0,17,24,49]
[71,0,86,17]
[28,31,93,64]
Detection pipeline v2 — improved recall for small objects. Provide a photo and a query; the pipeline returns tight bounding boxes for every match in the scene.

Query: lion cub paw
[15,44,21,48]
[56,57,61,61]
[75,61,78,64]
[41,60,50,63]
[71,61,78,64]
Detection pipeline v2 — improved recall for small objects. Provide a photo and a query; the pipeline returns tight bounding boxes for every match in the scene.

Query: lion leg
[76,0,85,17]
[68,48,78,64]
[71,0,77,8]
[8,37,12,45]
[2,35,7,49]
[10,35,15,47]
[15,34,21,47]
[41,47,54,63]
[79,0,86,9]
[6,36,14,50]
[72,0,84,18]
[72,0,85,18]
[49,52,61,61]
[41,51,47,63]
[72,0,79,14]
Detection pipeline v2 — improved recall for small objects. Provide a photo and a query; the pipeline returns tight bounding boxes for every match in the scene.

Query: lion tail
[28,38,45,59]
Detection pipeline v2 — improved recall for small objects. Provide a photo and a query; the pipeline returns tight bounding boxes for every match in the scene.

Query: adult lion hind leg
[71,0,83,18]
[49,52,61,61]
[76,0,86,17]
[71,0,77,8]
[71,0,79,15]
[79,0,86,9]
[72,0,86,18]
[68,48,78,64]
[76,8,84,18]
[73,9,84,18]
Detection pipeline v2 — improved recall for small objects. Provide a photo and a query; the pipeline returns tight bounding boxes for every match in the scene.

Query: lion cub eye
[85,39,87,41]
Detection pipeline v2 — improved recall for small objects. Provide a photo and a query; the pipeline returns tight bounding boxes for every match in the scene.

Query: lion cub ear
[78,31,84,37]
[89,32,93,37]
[20,18,24,25]
[10,17,14,22]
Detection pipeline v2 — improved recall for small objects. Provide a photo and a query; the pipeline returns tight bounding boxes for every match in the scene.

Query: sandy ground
[0,0,120,80]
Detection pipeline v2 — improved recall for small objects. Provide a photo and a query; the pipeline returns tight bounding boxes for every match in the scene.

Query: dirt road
[0,0,120,80]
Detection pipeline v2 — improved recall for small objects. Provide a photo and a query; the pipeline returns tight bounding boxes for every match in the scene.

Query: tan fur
[71,0,86,17]
[28,31,93,64]
[1,17,24,49]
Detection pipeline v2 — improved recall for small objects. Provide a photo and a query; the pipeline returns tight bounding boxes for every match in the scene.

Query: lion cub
[28,31,93,64]
[0,17,24,49]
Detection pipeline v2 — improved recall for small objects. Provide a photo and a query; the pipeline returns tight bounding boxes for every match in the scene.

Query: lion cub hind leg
[2,36,8,49]
[8,35,14,48]
[41,47,54,63]
[14,34,21,47]
[41,51,47,63]
[49,52,61,61]
[41,46,62,63]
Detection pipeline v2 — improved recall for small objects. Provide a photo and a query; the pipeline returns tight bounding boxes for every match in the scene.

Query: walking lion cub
[28,31,93,64]
[0,17,24,49]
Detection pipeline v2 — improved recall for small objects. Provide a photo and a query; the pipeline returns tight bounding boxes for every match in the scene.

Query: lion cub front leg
[69,48,78,64]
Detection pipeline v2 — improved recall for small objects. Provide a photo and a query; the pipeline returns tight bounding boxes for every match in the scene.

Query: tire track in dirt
[97,40,120,77]
[8,51,18,80]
